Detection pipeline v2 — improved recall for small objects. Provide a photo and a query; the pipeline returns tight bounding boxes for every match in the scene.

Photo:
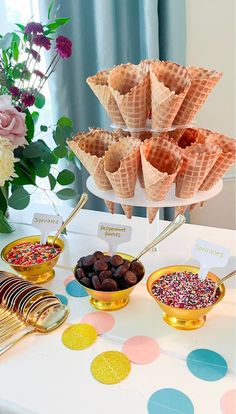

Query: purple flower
[9,86,20,97]
[55,36,72,59]
[25,22,44,34]
[21,92,35,107]
[33,70,44,78]
[29,49,41,62]
[33,35,51,50]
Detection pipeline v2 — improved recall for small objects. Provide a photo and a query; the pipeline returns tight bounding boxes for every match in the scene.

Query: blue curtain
[40,0,186,217]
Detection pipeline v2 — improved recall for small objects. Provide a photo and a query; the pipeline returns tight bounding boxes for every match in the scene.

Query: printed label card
[32,213,63,244]
[97,222,132,255]
[192,239,229,280]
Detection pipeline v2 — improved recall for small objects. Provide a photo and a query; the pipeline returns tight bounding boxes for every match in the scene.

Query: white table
[0,206,235,414]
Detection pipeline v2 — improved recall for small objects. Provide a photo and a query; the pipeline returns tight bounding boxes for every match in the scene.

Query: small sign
[32,213,63,244]
[97,222,132,255]
[192,239,229,281]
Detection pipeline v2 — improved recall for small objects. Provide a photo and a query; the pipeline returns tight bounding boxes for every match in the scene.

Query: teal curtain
[40,0,186,217]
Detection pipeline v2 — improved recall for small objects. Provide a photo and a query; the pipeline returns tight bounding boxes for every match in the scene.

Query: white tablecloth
[0,207,235,414]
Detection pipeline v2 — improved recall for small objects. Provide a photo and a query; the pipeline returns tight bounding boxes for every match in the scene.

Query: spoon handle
[135,214,186,261]
[51,193,88,245]
[0,328,35,357]
[215,270,236,289]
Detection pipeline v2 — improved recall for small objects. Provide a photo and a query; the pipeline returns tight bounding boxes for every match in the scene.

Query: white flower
[0,136,18,187]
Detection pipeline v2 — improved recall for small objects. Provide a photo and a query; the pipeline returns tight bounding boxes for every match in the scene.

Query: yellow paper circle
[91,351,131,384]
[62,323,97,350]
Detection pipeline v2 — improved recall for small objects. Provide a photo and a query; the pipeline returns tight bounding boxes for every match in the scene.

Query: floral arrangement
[0,7,77,233]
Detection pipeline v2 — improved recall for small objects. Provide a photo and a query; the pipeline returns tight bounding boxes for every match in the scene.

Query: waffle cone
[108,62,150,130]
[141,137,182,201]
[104,200,116,214]
[150,61,191,131]
[175,142,222,198]
[175,205,188,216]
[170,67,223,142]
[87,70,125,127]
[121,205,133,219]
[199,130,236,190]
[67,129,119,191]
[104,137,140,198]
[178,128,206,149]
[147,207,159,224]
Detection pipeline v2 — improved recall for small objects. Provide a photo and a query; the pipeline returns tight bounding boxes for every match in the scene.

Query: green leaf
[2,50,8,67]
[40,125,48,132]
[57,116,73,128]
[8,187,30,210]
[55,18,71,25]
[36,161,50,177]
[12,63,26,79]
[12,42,19,61]
[48,173,56,190]
[46,18,70,31]
[25,110,35,143]
[31,111,39,124]
[48,0,54,19]
[13,161,35,185]
[34,93,45,109]
[53,125,73,146]
[0,33,13,50]
[0,211,14,233]
[67,150,75,162]
[15,23,25,31]
[56,188,77,200]
[0,188,8,215]
[53,146,67,158]
[23,141,48,158]
[57,169,75,185]
[42,151,57,164]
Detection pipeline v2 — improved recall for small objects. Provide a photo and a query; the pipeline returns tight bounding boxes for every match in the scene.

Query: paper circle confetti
[56,294,68,305]
[91,351,131,384]
[65,280,88,297]
[122,336,160,364]
[62,323,97,350]
[148,388,194,414]
[64,274,75,286]
[81,312,115,335]
[187,348,228,381]
[220,389,236,414]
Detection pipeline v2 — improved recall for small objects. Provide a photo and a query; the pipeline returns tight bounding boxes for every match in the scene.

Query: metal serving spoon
[0,303,69,357]
[212,269,236,297]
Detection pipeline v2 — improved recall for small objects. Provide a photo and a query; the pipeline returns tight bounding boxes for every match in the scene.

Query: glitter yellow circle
[62,323,97,350]
[91,351,131,384]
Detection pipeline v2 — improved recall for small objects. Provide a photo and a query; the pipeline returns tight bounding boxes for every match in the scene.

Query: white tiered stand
[86,176,223,251]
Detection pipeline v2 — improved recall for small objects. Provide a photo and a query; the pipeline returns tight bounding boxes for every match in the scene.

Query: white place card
[192,239,230,281]
[97,222,132,255]
[32,213,63,244]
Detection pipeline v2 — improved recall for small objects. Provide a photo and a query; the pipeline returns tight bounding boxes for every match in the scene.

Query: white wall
[186,0,236,229]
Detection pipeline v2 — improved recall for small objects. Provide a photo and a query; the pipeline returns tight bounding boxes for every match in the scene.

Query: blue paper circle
[65,280,88,297]
[187,348,228,381]
[148,388,194,414]
[55,294,68,305]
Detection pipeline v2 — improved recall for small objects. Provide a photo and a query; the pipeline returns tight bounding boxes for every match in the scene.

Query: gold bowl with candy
[147,265,225,330]
[74,251,145,311]
[1,235,64,284]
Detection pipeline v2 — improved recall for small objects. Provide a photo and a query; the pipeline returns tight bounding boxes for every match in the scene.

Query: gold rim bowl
[1,235,64,284]
[146,265,225,330]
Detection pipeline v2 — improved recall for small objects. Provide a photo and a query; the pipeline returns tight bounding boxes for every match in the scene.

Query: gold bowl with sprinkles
[1,235,64,284]
[147,265,225,330]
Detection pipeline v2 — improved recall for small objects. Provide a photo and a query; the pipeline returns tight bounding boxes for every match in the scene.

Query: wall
[186,0,236,230]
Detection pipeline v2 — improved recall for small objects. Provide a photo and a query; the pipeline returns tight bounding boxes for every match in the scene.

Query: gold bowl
[146,265,225,330]
[74,253,144,311]
[1,235,64,284]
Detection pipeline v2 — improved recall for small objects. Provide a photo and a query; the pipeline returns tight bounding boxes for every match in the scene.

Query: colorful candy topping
[6,242,61,266]
[151,271,220,309]
[75,251,144,291]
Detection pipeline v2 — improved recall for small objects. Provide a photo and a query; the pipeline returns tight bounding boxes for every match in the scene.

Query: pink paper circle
[64,274,75,286]
[81,312,115,335]
[220,389,236,414]
[122,336,160,364]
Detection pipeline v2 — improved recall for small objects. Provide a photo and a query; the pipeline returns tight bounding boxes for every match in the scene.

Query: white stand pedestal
[86,177,223,252]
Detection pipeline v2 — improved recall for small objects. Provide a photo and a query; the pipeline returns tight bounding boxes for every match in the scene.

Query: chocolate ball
[77,256,84,267]
[99,270,112,283]
[94,251,104,259]
[130,260,144,277]
[100,278,118,291]
[94,260,108,273]
[104,255,112,263]
[88,272,96,279]
[113,264,129,279]
[92,275,101,290]
[80,277,92,288]
[83,254,96,268]
[124,271,137,286]
[111,255,124,267]
[76,267,85,280]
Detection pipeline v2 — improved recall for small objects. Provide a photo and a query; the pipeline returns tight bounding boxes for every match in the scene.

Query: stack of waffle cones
[140,137,182,223]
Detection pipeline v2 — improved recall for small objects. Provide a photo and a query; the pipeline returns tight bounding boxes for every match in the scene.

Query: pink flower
[25,22,44,34]
[33,35,51,50]
[21,92,35,107]
[33,69,45,78]
[55,36,72,59]
[0,95,27,147]
[29,49,41,62]
[9,86,20,97]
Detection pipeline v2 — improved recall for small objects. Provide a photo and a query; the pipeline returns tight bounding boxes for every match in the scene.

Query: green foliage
[8,187,30,210]
[56,188,77,200]
[35,93,46,109]
[0,211,14,233]
[57,169,75,185]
